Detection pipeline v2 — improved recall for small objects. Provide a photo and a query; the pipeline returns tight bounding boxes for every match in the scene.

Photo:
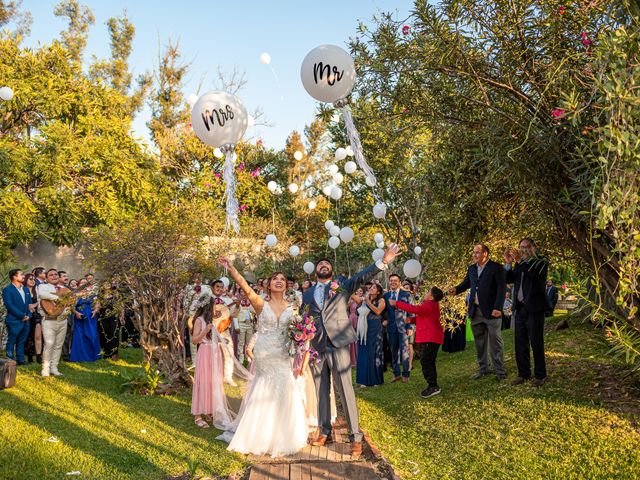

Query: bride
[216,256,309,457]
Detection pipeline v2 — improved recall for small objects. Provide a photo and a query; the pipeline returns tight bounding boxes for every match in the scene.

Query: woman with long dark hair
[24,274,42,364]
[355,283,386,387]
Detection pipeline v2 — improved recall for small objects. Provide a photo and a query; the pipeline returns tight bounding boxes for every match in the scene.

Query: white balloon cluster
[329,186,342,200]
[372,248,385,261]
[324,220,335,230]
[329,225,340,237]
[340,227,354,243]
[373,203,387,219]
[344,161,357,174]
[328,236,340,249]
[335,148,347,161]
[328,164,340,176]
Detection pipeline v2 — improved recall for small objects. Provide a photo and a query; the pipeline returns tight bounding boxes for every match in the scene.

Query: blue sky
[20,0,415,149]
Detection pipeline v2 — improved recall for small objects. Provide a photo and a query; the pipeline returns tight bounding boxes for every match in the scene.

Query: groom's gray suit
[302,262,385,441]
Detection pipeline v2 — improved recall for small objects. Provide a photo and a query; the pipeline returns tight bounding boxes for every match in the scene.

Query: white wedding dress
[217,302,309,457]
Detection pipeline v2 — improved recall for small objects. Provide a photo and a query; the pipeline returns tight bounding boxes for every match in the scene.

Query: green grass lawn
[0,350,248,480]
[1,316,639,480]
[356,316,640,479]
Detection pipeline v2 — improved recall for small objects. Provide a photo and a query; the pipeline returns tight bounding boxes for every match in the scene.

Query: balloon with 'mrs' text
[300,45,356,103]
[191,91,248,147]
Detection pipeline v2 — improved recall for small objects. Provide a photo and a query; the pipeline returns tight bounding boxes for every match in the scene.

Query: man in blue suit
[2,269,33,365]
[384,273,413,382]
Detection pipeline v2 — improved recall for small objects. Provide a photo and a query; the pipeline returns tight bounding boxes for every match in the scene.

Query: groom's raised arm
[343,260,388,294]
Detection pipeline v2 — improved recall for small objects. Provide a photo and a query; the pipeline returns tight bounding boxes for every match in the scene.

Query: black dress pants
[514,308,547,379]
[417,342,440,388]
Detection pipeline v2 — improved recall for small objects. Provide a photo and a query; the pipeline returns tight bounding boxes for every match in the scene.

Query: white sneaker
[51,371,63,377]
[41,371,50,377]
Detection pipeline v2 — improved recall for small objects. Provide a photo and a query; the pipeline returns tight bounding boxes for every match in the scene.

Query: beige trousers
[42,318,68,375]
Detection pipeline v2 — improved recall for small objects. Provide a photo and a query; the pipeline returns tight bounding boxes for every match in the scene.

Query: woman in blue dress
[70,282,101,362]
[356,284,387,387]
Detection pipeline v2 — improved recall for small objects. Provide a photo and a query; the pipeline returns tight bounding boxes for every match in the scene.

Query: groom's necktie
[314,283,327,310]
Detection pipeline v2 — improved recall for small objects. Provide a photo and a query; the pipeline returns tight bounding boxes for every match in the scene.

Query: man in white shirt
[233,289,255,364]
[37,269,70,377]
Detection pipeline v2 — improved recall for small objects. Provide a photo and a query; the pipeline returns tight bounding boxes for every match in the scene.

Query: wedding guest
[32,267,46,285]
[98,284,120,360]
[235,289,255,364]
[38,269,69,376]
[68,279,79,289]
[448,244,507,381]
[212,279,238,386]
[505,239,549,386]
[183,274,213,361]
[502,291,513,330]
[390,286,445,398]
[2,269,32,365]
[58,271,69,287]
[356,284,386,388]
[301,279,312,293]
[545,279,558,317]
[23,274,43,363]
[402,279,416,370]
[70,279,101,362]
[348,287,364,367]
[384,274,412,382]
[60,271,75,361]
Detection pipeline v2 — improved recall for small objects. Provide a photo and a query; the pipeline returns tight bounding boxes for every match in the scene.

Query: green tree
[53,0,94,64]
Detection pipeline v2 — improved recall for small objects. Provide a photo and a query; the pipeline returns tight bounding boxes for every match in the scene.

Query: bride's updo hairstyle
[266,271,287,296]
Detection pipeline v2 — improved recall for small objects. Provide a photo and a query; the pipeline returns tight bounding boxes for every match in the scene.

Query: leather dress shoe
[311,434,332,446]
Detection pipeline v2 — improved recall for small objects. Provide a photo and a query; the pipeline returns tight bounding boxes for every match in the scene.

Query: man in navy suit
[384,273,413,382]
[302,244,399,458]
[448,244,507,380]
[2,269,33,365]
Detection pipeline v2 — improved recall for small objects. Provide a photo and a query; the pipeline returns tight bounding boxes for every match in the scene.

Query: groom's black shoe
[311,434,332,446]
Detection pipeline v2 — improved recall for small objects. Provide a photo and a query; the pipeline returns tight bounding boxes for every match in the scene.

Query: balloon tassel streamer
[336,100,377,186]
[221,144,240,234]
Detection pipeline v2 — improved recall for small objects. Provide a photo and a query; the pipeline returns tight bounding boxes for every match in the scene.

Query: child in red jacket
[389,286,444,398]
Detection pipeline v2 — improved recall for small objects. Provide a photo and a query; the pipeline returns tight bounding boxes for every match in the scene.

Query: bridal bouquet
[287,310,318,379]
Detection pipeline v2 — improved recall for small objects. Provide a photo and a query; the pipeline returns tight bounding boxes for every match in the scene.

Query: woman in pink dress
[348,288,365,367]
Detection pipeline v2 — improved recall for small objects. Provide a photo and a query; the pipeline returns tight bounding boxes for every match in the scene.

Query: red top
[395,299,443,345]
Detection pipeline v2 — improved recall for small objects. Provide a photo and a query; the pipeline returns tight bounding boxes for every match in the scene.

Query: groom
[303,244,400,457]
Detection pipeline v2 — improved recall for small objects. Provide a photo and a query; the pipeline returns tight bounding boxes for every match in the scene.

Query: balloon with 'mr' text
[191,91,248,147]
[300,45,356,103]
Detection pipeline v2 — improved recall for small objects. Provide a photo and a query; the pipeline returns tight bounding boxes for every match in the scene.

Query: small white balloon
[328,164,340,176]
[219,276,230,288]
[329,225,341,237]
[0,87,14,101]
[366,176,377,187]
[324,220,335,230]
[260,52,272,65]
[288,183,299,194]
[293,150,303,161]
[373,203,387,219]
[414,246,422,255]
[372,248,385,261]
[186,93,199,106]
[214,148,224,159]
[329,186,342,200]
[265,234,278,247]
[373,233,384,244]
[267,181,278,192]
[328,236,341,249]
[289,245,300,257]
[403,259,422,279]
[377,241,385,249]
[300,45,357,103]
[334,148,347,161]
[345,145,354,157]
[344,161,357,174]
[247,115,256,127]
[333,172,344,184]
[308,200,317,210]
[340,227,354,243]
[322,185,333,197]
[303,261,315,275]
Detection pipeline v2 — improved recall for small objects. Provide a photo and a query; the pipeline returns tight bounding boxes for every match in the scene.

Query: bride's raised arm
[218,256,264,315]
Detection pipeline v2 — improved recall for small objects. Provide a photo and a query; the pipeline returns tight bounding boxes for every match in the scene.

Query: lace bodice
[253,302,294,375]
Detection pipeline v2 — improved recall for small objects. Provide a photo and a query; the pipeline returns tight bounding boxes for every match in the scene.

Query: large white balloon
[329,225,341,237]
[324,220,335,230]
[373,232,384,244]
[344,161,357,174]
[414,246,422,255]
[328,236,341,249]
[288,183,299,193]
[340,227,354,243]
[303,261,315,275]
[333,172,344,184]
[265,234,278,247]
[260,52,272,65]
[219,276,230,288]
[267,181,278,192]
[403,259,422,279]
[373,203,387,219]
[191,91,248,147]
[289,245,300,257]
[372,248,385,261]
[329,186,342,200]
[0,87,13,101]
[294,150,303,161]
[334,148,347,161]
[300,45,356,103]
[308,200,317,210]
[328,164,340,176]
